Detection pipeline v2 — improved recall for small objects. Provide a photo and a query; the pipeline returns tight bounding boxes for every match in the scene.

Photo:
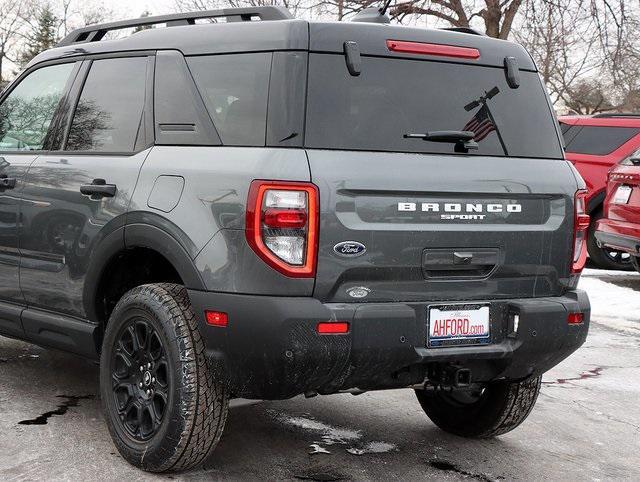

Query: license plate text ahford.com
[428,305,490,347]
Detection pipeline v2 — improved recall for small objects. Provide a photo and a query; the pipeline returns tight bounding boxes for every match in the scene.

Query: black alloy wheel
[111,318,169,441]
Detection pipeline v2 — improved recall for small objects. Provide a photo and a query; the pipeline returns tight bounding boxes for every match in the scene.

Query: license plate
[428,304,490,348]
[614,185,632,204]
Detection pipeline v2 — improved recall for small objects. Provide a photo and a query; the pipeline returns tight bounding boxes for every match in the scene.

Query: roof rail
[57,6,294,47]
[592,113,640,118]
[441,27,484,36]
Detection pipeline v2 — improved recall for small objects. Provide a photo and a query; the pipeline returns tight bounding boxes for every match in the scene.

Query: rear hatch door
[304,34,577,303]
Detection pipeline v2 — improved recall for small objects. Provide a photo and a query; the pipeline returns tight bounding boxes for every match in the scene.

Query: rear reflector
[386,40,480,59]
[205,310,228,327]
[567,312,584,325]
[317,322,350,334]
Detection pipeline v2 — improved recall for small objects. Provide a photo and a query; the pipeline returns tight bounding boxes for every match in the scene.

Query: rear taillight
[246,180,319,278]
[572,190,590,274]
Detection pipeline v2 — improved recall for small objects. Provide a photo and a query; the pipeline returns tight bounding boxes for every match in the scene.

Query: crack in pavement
[572,399,640,433]
[17,395,93,426]
[428,460,501,481]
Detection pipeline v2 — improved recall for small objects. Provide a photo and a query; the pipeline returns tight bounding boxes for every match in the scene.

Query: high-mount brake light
[246,180,319,278]
[386,40,480,59]
[572,190,590,274]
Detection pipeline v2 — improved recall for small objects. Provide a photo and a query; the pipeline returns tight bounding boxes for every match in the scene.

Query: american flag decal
[463,105,496,141]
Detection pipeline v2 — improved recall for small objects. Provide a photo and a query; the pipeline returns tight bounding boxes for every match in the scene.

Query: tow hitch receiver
[429,365,472,388]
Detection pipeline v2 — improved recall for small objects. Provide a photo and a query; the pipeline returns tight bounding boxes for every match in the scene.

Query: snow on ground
[579,268,640,335]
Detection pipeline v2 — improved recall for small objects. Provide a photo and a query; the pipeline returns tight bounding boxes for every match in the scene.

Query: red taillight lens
[572,190,590,274]
[567,312,584,325]
[205,310,228,327]
[317,322,350,334]
[263,208,308,229]
[246,180,319,278]
[386,40,480,59]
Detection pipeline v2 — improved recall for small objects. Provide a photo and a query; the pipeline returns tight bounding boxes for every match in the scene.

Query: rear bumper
[188,290,590,400]
[595,218,640,254]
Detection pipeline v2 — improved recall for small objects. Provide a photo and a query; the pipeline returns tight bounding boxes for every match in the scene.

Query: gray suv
[0,6,590,473]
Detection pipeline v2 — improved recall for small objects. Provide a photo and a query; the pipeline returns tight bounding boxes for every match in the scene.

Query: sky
[104,0,176,19]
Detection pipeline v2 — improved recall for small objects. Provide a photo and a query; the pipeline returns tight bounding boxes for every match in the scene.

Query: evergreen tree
[20,4,59,67]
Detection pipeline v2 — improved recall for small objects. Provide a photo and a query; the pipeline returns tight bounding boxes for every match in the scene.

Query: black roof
[28,7,536,71]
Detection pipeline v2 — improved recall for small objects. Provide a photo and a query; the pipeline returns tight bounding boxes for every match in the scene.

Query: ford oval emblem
[333,241,366,257]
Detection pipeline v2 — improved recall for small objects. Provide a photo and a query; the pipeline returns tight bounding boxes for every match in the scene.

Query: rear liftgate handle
[80,178,117,199]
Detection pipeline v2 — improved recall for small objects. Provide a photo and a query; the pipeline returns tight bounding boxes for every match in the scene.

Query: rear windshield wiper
[403,130,478,152]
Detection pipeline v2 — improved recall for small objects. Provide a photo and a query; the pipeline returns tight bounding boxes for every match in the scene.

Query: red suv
[594,150,640,271]
[559,114,640,269]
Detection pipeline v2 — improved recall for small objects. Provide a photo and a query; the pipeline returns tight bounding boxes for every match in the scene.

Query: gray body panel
[0,154,34,336]
[26,18,531,72]
[308,151,576,303]
[19,151,148,318]
[131,146,314,295]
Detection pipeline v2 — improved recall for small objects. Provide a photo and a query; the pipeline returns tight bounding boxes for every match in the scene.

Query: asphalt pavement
[0,269,638,481]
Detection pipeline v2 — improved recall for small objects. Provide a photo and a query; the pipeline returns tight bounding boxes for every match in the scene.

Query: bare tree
[0,0,28,86]
[174,0,311,18]
[390,0,524,38]
[516,0,640,114]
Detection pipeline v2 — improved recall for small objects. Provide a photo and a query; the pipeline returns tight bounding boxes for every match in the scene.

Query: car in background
[594,149,640,272]
[559,114,640,270]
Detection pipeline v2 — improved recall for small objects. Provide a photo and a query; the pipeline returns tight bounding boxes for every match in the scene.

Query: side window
[66,57,148,152]
[187,53,271,146]
[563,126,640,156]
[0,63,74,151]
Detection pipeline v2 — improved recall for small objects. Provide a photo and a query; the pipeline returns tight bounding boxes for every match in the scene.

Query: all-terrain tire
[415,376,541,438]
[100,283,228,472]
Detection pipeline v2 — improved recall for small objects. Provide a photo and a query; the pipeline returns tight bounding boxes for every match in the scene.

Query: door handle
[0,175,16,189]
[80,179,117,198]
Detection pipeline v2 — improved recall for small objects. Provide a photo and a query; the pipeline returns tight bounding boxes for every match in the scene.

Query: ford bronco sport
[0,5,590,473]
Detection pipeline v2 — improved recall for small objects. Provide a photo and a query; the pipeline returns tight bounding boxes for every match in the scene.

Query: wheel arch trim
[83,218,205,323]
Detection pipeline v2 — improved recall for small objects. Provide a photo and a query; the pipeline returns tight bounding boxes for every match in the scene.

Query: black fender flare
[82,213,205,323]
[124,223,205,290]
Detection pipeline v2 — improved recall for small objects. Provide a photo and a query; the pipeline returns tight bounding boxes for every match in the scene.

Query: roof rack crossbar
[57,6,294,47]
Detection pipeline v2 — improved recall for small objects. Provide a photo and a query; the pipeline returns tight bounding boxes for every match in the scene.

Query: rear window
[562,125,640,156]
[187,53,271,146]
[305,54,563,159]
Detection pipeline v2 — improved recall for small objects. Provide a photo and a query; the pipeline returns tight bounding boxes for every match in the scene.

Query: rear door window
[305,54,563,159]
[187,53,271,146]
[66,57,148,152]
[0,63,75,151]
[562,125,640,156]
